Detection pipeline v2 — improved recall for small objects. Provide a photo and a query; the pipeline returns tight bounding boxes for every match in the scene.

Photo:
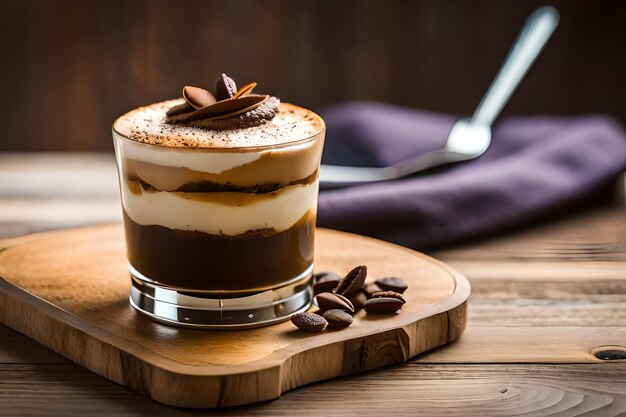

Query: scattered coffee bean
[348,290,368,312]
[323,309,354,329]
[291,312,328,333]
[315,292,354,313]
[371,291,406,304]
[364,297,404,314]
[335,265,368,297]
[313,272,341,295]
[295,267,410,332]
[362,282,383,298]
[334,293,355,312]
[375,277,408,294]
[216,73,238,100]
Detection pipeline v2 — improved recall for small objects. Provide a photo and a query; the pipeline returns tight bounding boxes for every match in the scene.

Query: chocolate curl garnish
[166,94,269,124]
[165,73,277,127]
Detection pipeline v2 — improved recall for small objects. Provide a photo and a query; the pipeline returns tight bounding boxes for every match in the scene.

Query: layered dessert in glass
[112,75,325,328]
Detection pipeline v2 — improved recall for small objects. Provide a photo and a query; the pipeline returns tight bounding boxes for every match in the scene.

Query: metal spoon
[320,6,560,189]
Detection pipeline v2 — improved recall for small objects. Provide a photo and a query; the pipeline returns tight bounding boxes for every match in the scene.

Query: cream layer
[121,180,318,236]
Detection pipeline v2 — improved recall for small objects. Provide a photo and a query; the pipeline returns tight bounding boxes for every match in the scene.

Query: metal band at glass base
[128,266,314,329]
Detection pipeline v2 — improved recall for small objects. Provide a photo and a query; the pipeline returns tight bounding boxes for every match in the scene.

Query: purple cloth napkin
[317,102,626,249]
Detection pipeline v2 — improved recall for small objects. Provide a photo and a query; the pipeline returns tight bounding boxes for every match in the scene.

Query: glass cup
[112,110,325,329]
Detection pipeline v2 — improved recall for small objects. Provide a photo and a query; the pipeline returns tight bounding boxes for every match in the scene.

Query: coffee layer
[123,211,315,292]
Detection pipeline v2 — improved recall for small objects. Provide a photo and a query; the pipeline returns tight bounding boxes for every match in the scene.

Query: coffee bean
[291,312,328,333]
[364,297,404,314]
[315,292,354,313]
[348,290,368,312]
[362,282,383,298]
[313,272,341,295]
[334,293,355,312]
[335,265,367,297]
[371,291,406,304]
[216,73,238,100]
[375,277,408,294]
[323,309,353,329]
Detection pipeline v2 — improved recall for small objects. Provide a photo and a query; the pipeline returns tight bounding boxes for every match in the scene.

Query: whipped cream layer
[121,180,318,236]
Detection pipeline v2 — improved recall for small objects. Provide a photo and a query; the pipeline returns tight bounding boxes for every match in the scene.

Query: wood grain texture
[435,206,626,262]
[0,225,469,408]
[0,324,68,364]
[2,363,625,416]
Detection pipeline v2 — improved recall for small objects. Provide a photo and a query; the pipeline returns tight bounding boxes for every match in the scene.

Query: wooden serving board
[0,224,469,408]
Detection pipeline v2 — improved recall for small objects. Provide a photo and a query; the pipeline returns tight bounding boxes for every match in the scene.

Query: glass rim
[111,106,325,153]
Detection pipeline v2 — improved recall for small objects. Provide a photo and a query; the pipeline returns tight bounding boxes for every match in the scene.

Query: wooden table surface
[1,153,625,416]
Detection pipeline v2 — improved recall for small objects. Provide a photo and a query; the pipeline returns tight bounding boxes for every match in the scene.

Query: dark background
[1,0,625,151]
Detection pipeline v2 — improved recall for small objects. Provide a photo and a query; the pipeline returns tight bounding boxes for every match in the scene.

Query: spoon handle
[471,6,559,126]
